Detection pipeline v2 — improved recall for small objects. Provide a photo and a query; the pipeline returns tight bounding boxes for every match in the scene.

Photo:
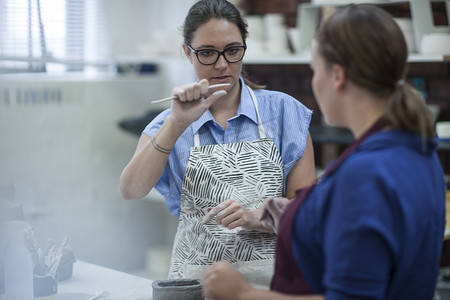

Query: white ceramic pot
[436,122,450,139]
[394,18,416,53]
[420,33,450,55]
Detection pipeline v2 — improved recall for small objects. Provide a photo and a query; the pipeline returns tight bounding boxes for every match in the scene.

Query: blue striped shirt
[143,78,313,216]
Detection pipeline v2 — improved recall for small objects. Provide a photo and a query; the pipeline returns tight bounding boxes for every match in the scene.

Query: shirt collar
[362,130,438,155]
[192,77,259,134]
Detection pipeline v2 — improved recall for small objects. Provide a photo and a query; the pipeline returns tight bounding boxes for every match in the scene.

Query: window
[0,0,110,73]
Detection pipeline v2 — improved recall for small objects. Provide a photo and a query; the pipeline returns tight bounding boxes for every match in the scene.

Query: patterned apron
[168,87,283,288]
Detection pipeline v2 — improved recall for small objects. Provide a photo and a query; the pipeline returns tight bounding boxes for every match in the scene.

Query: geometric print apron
[167,87,284,288]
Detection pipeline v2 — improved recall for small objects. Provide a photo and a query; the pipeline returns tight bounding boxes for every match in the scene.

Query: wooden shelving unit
[295,0,450,59]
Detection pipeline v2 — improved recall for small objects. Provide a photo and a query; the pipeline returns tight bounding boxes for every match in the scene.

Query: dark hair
[182,0,265,89]
[315,4,434,139]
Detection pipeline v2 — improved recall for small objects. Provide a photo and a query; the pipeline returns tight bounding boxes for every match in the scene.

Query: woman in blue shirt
[119,0,315,286]
[203,4,446,300]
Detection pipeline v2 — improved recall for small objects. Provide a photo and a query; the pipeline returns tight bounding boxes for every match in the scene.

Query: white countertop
[56,260,153,300]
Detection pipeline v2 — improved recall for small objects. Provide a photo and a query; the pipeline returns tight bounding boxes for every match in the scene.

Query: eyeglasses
[188,45,247,65]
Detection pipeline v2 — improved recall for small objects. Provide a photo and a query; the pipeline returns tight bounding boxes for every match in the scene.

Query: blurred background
[0,0,449,280]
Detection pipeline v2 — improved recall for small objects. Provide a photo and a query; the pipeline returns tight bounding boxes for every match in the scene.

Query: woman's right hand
[169,79,227,131]
[203,261,253,300]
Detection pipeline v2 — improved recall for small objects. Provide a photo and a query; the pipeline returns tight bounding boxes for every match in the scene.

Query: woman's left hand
[202,199,270,232]
[203,261,252,300]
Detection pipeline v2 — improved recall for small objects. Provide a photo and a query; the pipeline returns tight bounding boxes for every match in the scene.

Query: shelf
[408,54,450,62]
[243,54,311,65]
[305,0,447,7]
[243,53,449,65]
[439,141,450,152]
[310,124,450,152]
[296,0,450,58]
[310,124,354,145]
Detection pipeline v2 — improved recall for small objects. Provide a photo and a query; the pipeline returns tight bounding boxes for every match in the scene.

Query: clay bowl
[152,279,203,300]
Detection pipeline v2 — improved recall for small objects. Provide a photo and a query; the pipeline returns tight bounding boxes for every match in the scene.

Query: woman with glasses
[202,4,446,300]
[120,0,315,286]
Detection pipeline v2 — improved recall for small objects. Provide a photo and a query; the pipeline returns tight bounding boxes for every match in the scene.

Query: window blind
[0,0,111,73]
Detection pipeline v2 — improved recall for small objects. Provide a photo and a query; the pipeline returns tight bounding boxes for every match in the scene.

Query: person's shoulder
[337,135,400,180]
[253,88,306,109]
[253,88,295,100]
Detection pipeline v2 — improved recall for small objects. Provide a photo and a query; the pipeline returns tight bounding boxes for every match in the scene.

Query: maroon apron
[271,119,385,294]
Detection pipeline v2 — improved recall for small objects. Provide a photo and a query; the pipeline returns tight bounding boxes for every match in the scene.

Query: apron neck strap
[247,86,266,139]
[194,131,200,147]
[193,85,266,147]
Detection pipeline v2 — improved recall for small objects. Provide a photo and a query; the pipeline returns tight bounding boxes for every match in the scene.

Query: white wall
[0,73,178,274]
[101,0,197,59]
[0,0,201,277]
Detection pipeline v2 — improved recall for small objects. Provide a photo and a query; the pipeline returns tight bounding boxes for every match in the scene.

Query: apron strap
[247,87,266,139]
[271,117,387,294]
[193,85,266,147]
[194,132,200,147]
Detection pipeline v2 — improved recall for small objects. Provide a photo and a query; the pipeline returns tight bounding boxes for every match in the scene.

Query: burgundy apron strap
[271,184,315,294]
[271,119,385,294]
[322,119,385,177]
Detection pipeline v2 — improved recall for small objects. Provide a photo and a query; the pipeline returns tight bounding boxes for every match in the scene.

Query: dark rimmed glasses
[188,45,247,65]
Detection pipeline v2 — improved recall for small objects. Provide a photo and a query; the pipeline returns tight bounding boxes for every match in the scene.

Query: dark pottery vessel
[152,279,203,300]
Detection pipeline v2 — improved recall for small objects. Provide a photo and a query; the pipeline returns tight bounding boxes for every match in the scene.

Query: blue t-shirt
[143,78,312,216]
[293,130,446,299]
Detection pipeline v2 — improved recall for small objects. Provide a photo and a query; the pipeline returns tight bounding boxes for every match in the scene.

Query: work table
[57,260,153,300]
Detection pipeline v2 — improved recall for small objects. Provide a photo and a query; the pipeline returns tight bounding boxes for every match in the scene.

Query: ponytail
[314,4,435,141]
[384,82,435,139]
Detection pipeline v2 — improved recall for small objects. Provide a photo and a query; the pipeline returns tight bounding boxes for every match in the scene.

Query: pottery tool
[151,83,230,103]
[47,237,68,278]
